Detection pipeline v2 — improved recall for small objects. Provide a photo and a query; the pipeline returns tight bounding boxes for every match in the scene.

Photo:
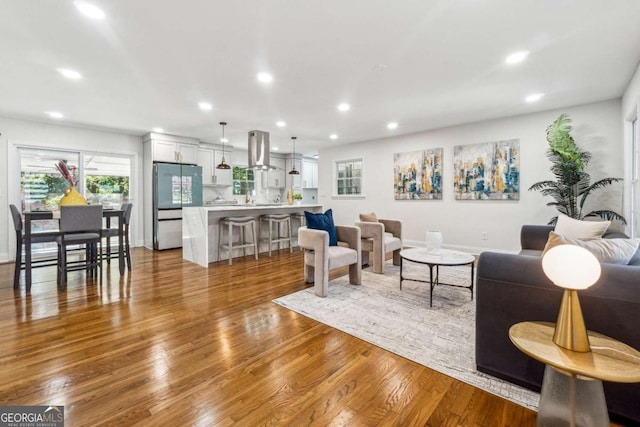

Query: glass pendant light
[216,121,231,169]
[288,136,300,175]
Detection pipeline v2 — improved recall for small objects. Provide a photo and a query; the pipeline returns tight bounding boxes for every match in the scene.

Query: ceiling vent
[247,130,275,170]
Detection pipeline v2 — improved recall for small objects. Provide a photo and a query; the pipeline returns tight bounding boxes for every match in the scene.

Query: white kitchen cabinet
[302,159,318,188]
[199,147,232,186]
[152,140,198,164]
[263,157,286,188]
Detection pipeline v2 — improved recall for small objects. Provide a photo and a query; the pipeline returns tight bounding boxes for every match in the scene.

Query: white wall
[318,99,623,253]
[622,61,640,234]
[1,116,143,262]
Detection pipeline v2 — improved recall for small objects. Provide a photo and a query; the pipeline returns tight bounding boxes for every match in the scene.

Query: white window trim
[332,157,365,198]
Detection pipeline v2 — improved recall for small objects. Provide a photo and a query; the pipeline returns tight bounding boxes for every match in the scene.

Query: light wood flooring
[0,248,619,426]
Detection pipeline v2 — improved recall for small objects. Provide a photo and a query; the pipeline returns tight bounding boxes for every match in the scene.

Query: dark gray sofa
[476,225,640,424]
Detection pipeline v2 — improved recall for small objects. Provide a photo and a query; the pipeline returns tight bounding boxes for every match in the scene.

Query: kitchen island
[182,204,323,267]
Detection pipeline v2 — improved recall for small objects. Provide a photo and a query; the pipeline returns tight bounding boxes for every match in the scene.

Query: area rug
[273,261,539,411]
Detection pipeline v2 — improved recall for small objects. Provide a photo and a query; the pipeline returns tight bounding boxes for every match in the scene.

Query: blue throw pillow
[304,209,338,246]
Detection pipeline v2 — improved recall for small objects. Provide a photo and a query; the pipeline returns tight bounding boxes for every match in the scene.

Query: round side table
[509,321,640,426]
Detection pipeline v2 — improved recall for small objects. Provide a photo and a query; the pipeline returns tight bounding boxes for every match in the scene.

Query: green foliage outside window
[232,166,255,195]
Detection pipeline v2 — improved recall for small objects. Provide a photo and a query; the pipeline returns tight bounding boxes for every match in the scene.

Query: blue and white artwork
[394,148,443,200]
[453,139,520,200]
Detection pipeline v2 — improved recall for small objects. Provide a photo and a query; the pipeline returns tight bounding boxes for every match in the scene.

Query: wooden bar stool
[259,213,293,257]
[218,216,258,265]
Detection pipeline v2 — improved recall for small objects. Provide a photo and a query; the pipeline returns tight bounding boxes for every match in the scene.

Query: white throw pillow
[554,214,610,240]
[543,231,640,265]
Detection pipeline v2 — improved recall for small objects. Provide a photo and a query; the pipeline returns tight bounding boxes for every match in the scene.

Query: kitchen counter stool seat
[219,216,258,265]
[259,213,293,257]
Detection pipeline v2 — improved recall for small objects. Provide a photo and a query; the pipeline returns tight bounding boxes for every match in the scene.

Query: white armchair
[355,219,402,274]
[298,225,362,297]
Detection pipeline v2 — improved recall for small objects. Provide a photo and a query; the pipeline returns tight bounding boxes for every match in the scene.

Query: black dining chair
[103,203,133,270]
[10,204,59,290]
[57,205,103,291]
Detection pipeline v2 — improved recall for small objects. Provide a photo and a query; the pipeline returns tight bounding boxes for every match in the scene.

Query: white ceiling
[1,0,640,156]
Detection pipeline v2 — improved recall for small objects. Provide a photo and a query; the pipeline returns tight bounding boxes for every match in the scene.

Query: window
[84,154,131,209]
[334,158,363,196]
[17,147,133,255]
[232,166,255,195]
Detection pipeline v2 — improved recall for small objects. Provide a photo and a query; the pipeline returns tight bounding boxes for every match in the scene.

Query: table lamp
[542,244,601,352]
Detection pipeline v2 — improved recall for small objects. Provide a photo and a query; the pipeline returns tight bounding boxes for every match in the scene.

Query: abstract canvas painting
[394,148,443,200]
[453,139,520,200]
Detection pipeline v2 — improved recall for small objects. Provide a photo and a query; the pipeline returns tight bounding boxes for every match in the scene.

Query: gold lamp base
[553,289,591,352]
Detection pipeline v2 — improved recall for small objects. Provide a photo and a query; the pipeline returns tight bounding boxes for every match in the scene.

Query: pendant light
[216,121,231,169]
[288,136,300,175]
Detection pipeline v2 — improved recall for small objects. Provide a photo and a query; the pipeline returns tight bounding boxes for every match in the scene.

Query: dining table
[23,208,125,292]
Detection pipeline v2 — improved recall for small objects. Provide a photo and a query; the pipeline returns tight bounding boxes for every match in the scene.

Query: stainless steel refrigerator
[153,162,203,250]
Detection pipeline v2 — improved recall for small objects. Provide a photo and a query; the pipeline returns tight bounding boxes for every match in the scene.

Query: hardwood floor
[0,248,573,426]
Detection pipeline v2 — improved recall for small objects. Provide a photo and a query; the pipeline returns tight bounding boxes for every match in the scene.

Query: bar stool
[259,213,293,257]
[218,216,259,265]
[290,212,306,250]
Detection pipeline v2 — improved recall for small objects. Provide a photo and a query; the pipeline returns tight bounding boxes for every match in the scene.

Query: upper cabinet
[263,157,286,188]
[302,159,318,188]
[145,133,199,164]
[198,148,233,186]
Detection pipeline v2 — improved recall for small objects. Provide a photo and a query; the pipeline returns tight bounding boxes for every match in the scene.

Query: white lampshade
[542,244,601,290]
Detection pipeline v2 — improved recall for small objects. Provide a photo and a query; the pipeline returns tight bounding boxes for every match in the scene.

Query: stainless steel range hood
[247,130,275,170]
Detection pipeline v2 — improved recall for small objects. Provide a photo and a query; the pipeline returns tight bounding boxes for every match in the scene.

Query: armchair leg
[392,249,401,266]
[304,263,314,283]
[314,265,328,297]
[349,263,361,285]
[361,251,370,267]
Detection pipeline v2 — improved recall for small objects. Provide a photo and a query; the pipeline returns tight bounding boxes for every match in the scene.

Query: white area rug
[273,261,539,411]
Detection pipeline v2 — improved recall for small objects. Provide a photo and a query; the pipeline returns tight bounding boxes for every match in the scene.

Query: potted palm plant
[529,114,625,225]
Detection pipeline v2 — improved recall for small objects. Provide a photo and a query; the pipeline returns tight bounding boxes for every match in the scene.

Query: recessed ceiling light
[505,51,529,65]
[46,111,64,119]
[276,121,286,127]
[387,122,398,130]
[329,134,338,140]
[257,72,273,83]
[57,68,82,79]
[337,103,351,112]
[152,128,164,133]
[272,147,279,151]
[74,1,105,20]
[525,93,544,103]
[198,102,212,111]
[220,137,228,143]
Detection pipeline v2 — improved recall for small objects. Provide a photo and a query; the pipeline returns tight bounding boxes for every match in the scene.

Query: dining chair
[103,203,133,270]
[9,204,59,290]
[57,205,103,291]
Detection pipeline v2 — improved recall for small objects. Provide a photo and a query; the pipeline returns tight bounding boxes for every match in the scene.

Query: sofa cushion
[359,212,378,222]
[543,231,640,265]
[305,209,337,246]
[555,214,610,240]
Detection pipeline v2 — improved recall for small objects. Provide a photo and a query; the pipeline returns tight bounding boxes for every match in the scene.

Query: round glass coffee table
[399,248,475,307]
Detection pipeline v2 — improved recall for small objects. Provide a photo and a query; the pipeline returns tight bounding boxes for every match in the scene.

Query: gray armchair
[298,225,362,297]
[355,219,402,274]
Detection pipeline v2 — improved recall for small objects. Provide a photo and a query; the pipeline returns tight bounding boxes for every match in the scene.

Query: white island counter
[182,204,323,267]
